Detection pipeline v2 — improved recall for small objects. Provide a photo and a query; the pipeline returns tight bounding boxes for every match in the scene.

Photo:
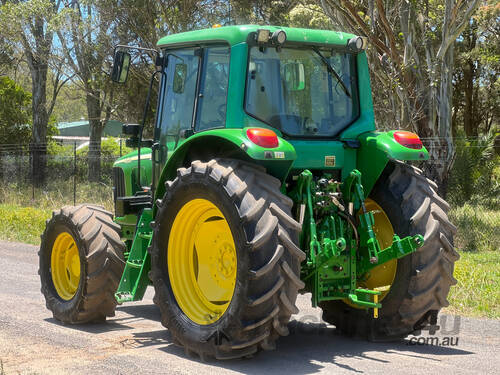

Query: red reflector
[393,131,423,150]
[246,128,279,148]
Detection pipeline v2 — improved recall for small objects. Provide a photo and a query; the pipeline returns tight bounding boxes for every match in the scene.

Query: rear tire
[319,161,459,339]
[39,205,126,323]
[150,159,305,359]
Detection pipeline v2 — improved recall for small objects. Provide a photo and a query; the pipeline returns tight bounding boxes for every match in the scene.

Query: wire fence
[0,140,123,212]
[0,139,498,252]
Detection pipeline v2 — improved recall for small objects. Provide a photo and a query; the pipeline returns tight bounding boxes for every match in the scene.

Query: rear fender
[154,128,296,206]
[356,131,429,195]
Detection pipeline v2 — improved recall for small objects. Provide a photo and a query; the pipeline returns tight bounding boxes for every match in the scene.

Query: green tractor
[39,25,458,359]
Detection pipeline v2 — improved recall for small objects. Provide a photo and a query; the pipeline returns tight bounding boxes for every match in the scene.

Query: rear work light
[393,131,423,150]
[246,128,279,148]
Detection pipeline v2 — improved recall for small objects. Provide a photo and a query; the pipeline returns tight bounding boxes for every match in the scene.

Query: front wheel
[149,159,305,359]
[39,205,125,323]
[320,161,459,339]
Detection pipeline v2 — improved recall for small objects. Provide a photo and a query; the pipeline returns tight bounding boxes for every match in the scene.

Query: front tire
[39,205,126,323]
[319,161,459,339]
[150,159,305,359]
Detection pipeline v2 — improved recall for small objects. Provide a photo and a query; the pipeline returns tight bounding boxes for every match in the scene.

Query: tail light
[393,131,423,150]
[246,128,279,148]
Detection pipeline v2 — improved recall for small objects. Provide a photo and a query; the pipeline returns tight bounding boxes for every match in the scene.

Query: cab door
[152,45,230,189]
[152,47,200,187]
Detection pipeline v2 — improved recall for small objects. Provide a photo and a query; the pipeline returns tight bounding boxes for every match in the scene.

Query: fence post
[31,143,35,202]
[73,142,77,206]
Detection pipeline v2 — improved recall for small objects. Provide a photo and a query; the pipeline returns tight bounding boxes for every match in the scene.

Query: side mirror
[122,123,140,137]
[111,50,131,83]
[173,63,187,93]
[284,62,305,91]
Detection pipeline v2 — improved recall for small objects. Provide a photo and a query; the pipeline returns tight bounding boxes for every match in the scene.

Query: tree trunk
[86,91,102,182]
[30,62,49,187]
[463,60,475,137]
[423,42,455,197]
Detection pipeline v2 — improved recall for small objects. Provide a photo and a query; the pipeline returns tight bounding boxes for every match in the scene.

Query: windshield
[245,47,359,137]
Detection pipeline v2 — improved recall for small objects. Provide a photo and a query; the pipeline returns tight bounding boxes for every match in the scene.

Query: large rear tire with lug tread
[150,159,305,360]
[319,161,459,339]
[39,204,126,323]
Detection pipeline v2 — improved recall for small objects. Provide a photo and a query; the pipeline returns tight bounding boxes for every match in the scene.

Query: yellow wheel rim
[168,198,237,325]
[346,198,397,308]
[51,232,81,300]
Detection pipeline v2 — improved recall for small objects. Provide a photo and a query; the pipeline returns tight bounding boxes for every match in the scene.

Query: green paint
[114,148,153,196]
[292,168,422,308]
[115,209,153,303]
[153,128,296,207]
[357,131,429,195]
[157,25,356,48]
[109,25,429,314]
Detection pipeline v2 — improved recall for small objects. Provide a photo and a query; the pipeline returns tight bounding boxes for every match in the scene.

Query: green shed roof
[157,25,356,48]
[57,120,123,137]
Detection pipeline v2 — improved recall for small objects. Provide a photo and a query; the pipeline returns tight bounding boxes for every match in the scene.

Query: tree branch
[375,0,401,65]
[437,0,480,60]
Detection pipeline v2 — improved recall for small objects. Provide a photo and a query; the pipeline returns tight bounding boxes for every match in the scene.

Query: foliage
[75,137,132,159]
[0,204,51,245]
[0,76,31,144]
[444,250,500,319]
[452,1,499,137]
[447,131,500,207]
[317,0,481,193]
[0,0,67,186]
[0,182,113,210]
[449,203,500,253]
[45,137,131,182]
[289,3,333,29]
[49,81,87,123]
[230,0,299,25]
[0,181,114,245]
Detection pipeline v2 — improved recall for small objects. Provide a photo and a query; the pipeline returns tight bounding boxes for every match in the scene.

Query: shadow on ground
[46,303,475,374]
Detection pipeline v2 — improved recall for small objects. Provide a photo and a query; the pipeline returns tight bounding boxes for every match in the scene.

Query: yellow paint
[373,294,378,318]
[168,199,237,325]
[51,232,80,300]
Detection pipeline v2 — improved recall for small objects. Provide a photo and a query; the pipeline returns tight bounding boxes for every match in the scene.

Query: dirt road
[1,240,498,374]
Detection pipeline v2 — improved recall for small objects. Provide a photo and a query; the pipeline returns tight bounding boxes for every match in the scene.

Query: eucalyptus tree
[318,0,480,194]
[0,0,66,186]
[54,0,116,182]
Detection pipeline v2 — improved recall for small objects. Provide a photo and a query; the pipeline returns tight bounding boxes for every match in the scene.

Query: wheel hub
[51,232,81,300]
[168,199,237,325]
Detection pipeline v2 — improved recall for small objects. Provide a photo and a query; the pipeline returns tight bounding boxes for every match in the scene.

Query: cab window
[195,46,230,131]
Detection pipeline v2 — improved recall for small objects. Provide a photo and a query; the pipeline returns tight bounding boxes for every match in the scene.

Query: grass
[0,204,51,245]
[0,182,113,245]
[0,182,113,211]
[449,203,500,252]
[0,184,497,318]
[444,251,500,319]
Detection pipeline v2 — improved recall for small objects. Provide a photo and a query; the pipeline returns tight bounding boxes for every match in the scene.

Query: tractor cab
[111,26,377,200]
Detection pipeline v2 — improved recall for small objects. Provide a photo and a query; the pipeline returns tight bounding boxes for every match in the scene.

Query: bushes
[0,204,51,245]
[446,250,500,318]
[445,131,499,254]
[449,203,500,252]
[447,131,500,209]
[47,137,132,184]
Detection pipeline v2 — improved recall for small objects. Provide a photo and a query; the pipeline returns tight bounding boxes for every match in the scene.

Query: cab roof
[156,25,356,48]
